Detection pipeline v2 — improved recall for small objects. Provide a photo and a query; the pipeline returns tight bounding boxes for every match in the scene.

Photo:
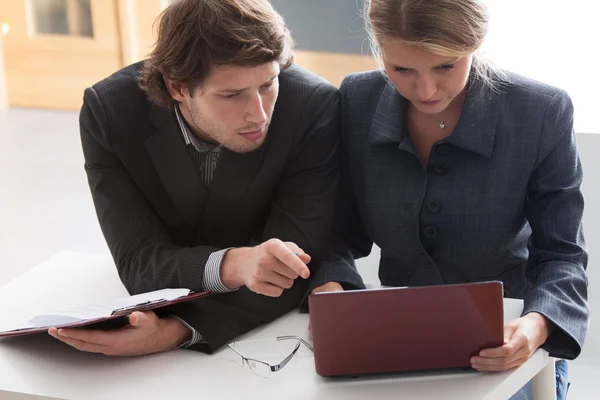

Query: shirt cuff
[204,248,239,293]
[169,315,204,348]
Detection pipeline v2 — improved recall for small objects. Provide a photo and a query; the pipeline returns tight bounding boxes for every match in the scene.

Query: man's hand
[220,238,311,297]
[470,312,554,372]
[48,311,191,356]
[311,281,344,295]
[308,281,344,337]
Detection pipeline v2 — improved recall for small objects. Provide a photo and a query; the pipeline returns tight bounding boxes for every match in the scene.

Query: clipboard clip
[110,299,168,316]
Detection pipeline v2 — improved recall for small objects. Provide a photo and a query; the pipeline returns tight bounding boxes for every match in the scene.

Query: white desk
[0,252,556,400]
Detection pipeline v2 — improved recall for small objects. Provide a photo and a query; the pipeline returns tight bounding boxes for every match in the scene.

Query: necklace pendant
[439,122,446,129]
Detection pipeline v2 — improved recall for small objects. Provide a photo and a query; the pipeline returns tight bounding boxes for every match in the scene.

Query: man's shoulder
[271,64,339,129]
[91,62,145,93]
[278,64,338,102]
[85,62,150,113]
[80,62,156,146]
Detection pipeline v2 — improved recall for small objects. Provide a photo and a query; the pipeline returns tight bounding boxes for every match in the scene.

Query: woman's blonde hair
[365,0,507,92]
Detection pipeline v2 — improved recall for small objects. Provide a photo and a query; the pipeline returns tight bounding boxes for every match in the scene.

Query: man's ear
[164,77,188,103]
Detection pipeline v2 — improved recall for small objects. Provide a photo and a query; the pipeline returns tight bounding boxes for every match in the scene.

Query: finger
[262,268,295,289]
[270,258,300,280]
[479,327,527,358]
[54,328,117,346]
[282,242,312,264]
[129,311,156,327]
[269,254,310,279]
[298,253,311,264]
[253,281,285,297]
[49,329,110,354]
[472,355,529,372]
[503,320,520,343]
[266,240,310,279]
[53,318,143,346]
[471,346,529,367]
[281,242,312,269]
[477,338,525,359]
[282,242,304,254]
[129,312,143,326]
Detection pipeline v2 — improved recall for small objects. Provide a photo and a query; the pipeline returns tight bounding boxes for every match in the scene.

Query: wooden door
[0,0,122,110]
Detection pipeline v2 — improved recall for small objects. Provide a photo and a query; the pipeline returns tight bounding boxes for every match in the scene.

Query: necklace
[417,91,467,130]
[436,104,463,129]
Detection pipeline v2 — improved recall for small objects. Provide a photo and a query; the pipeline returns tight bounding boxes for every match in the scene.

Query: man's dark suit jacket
[79,62,339,352]
[310,70,588,360]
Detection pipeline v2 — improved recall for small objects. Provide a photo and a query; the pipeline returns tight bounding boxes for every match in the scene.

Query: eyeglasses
[227,335,313,378]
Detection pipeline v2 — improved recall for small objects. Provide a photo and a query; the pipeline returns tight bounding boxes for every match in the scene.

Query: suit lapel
[369,82,407,146]
[448,77,500,158]
[145,104,207,227]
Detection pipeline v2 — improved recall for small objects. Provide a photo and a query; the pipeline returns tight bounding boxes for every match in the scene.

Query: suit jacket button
[427,199,441,214]
[437,145,450,155]
[431,163,449,175]
[423,225,438,238]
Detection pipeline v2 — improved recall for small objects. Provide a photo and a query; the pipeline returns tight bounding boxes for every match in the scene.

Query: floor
[0,107,108,286]
[1,107,598,398]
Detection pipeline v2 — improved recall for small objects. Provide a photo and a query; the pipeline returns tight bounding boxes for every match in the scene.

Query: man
[48,0,339,356]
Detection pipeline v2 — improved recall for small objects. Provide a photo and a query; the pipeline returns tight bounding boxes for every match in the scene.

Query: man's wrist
[220,247,251,289]
[204,249,238,293]
[163,317,193,350]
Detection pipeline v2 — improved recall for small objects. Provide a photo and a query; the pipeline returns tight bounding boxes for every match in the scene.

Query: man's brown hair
[138,0,294,107]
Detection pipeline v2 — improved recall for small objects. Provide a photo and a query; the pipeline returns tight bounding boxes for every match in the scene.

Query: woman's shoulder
[338,70,394,122]
[339,69,388,97]
[492,71,575,157]
[500,71,571,106]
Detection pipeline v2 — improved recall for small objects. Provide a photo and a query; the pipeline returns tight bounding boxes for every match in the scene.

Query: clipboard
[0,288,211,338]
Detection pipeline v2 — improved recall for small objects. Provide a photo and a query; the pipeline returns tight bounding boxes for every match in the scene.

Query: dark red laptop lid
[308,281,504,377]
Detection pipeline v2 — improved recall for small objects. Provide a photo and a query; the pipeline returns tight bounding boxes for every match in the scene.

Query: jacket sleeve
[80,87,220,296]
[305,76,371,302]
[258,83,340,259]
[523,89,588,360]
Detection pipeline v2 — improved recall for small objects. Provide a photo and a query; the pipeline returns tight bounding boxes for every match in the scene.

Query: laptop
[308,281,504,377]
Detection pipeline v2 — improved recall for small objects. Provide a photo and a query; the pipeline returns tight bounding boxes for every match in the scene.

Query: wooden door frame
[0,34,7,110]
[117,0,165,66]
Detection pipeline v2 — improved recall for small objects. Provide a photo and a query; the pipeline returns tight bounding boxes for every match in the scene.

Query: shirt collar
[369,76,500,158]
[174,103,220,153]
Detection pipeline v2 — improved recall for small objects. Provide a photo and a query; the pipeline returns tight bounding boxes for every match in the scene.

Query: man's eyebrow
[219,75,278,93]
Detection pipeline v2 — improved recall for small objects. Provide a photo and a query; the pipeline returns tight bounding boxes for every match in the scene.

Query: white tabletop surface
[0,252,554,400]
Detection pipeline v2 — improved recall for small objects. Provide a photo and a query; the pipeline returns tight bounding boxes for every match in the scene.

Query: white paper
[26,288,191,328]
[0,321,36,333]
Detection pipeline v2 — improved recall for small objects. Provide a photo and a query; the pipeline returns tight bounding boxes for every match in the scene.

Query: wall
[270,0,375,87]
[577,133,600,361]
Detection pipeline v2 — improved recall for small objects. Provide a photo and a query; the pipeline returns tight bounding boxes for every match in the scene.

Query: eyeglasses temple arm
[271,341,301,372]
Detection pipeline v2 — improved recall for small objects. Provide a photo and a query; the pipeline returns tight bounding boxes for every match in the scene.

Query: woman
[309,0,588,399]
